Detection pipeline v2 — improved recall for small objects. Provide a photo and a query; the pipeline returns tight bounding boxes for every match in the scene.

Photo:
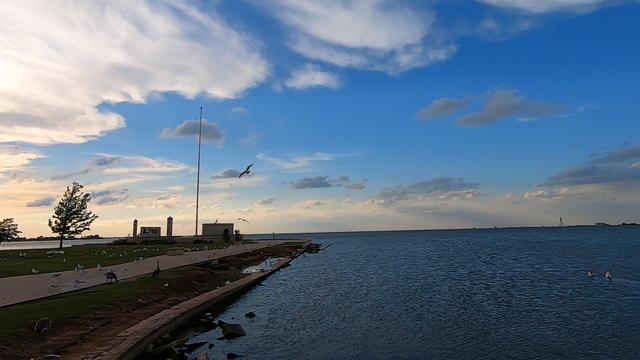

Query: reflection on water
[181,227,640,360]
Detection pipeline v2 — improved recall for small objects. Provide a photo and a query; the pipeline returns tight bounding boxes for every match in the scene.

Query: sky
[1,0,640,237]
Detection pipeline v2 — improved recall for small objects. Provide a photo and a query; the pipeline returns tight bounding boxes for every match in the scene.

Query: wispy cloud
[26,196,55,208]
[229,107,250,116]
[52,154,189,181]
[289,175,367,190]
[417,95,471,121]
[255,198,275,206]
[456,89,564,126]
[543,145,640,187]
[478,0,620,14]
[285,64,340,90]
[367,177,481,213]
[91,189,129,206]
[257,152,344,172]
[240,132,263,146]
[293,199,331,209]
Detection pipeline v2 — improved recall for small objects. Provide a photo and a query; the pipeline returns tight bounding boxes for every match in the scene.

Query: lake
[181,227,640,359]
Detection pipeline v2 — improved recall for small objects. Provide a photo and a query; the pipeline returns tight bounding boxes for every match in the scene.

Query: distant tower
[133,219,138,238]
[166,216,173,238]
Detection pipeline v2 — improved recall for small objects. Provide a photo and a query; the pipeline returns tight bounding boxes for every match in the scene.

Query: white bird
[604,270,613,279]
[587,270,594,278]
[238,163,254,178]
[32,268,39,274]
[96,264,102,271]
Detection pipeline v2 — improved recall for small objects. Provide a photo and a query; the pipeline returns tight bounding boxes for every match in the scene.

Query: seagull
[237,217,249,224]
[587,270,594,278]
[238,163,253,178]
[32,268,39,274]
[604,269,613,279]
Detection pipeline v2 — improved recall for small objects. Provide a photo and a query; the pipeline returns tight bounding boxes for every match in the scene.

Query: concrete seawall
[89,256,295,360]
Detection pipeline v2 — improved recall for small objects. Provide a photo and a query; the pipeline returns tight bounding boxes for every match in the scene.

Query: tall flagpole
[195,106,203,237]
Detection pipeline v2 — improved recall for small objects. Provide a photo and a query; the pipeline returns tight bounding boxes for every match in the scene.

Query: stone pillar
[132,219,138,238]
[166,216,173,238]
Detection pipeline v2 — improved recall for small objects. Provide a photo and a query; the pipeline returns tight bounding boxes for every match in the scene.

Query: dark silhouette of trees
[48,182,98,249]
[0,218,21,243]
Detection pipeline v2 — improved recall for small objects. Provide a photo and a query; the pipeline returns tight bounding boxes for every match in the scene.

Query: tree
[48,182,98,249]
[0,218,21,244]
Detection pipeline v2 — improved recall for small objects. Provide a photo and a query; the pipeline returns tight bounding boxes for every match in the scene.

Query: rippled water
[183,227,640,359]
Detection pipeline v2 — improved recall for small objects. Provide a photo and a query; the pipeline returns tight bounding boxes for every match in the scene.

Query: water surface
[183,227,640,359]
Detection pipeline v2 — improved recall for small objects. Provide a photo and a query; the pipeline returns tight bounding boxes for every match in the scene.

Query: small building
[140,226,161,237]
[202,223,234,239]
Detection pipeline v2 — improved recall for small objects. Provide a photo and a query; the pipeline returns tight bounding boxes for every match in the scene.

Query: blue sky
[1,0,639,237]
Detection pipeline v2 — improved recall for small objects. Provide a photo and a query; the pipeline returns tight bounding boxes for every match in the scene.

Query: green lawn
[0,242,227,278]
[0,265,194,345]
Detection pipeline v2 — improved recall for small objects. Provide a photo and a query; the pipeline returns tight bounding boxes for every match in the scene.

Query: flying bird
[238,163,254,178]
[237,217,249,224]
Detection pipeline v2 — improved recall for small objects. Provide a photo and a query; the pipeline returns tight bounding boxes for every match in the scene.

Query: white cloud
[477,0,618,13]
[262,0,455,73]
[285,64,340,90]
[0,0,268,145]
[0,145,45,173]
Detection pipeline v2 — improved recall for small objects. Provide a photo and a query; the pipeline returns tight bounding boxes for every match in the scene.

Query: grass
[0,265,194,345]
[0,242,228,278]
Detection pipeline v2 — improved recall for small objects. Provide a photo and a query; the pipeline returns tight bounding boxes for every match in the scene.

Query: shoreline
[0,242,309,359]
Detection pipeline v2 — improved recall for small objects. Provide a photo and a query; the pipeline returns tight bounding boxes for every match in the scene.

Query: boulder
[220,322,246,338]
[227,353,241,359]
[244,311,256,318]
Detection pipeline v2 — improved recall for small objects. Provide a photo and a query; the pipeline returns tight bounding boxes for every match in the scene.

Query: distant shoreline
[4,223,639,245]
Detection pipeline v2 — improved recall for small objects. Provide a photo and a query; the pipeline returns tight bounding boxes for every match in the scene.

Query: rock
[219,322,246,338]
[208,343,215,349]
[216,336,226,341]
[244,311,256,318]
[227,353,241,359]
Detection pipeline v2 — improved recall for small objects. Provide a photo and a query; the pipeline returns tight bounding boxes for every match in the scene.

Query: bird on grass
[32,268,39,274]
[152,260,160,278]
[238,164,253,178]
[237,217,249,224]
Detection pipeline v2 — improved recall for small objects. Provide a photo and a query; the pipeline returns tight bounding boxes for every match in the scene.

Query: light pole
[195,106,203,237]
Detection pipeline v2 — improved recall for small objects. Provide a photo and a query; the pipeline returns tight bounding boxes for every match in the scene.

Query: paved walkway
[0,240,287,308]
